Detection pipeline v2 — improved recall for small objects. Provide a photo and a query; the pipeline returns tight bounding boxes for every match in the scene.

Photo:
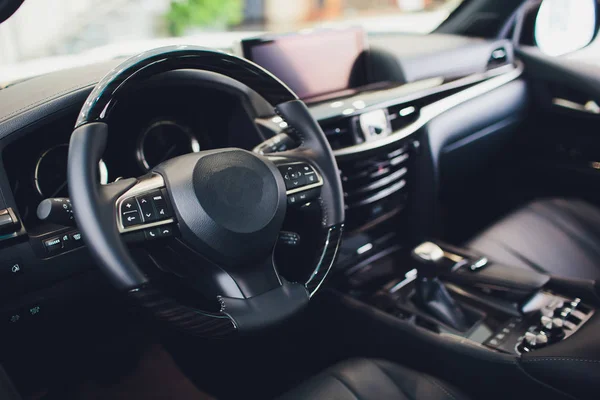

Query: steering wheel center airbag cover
[155,148,287,266]
[194,151,278,233]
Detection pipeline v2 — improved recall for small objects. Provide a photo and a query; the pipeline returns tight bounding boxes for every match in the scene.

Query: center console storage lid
[455,263,550,292]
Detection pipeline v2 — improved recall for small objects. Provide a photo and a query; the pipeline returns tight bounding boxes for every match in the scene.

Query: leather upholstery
[520,313,600,400]
[278,358,470,400]
[467,198,600,280]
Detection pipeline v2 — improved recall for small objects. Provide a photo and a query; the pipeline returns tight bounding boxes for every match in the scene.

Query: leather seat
[467,198,600,280]
[277,358,470,400]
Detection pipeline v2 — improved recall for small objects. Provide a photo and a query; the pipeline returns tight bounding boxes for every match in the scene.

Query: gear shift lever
[412,242,470,332]
[413,242,445,263]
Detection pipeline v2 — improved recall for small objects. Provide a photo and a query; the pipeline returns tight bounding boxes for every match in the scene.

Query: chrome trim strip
[469,257,489,271]
[121,218,175,234]
[353,167,407,194]
[333,62,524,157]
[451,259,470,272]
[305,224,343,297]
[348,179,406,208]
[34,144,109,197]
[552,98,600,114]
[286,181,323,195]
[389,268,418,293]
[116,174,173,233]
[308,64,515,123]
[136,120,200,171]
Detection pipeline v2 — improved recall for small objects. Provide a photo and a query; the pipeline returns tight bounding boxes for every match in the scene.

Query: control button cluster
[144,225,174,240]
[123,224,177,244]
[1,301,47,329]
[487,295,593,355]
[517,331,549,353]
[278,163,319,190]
[120,189,173,229]
[484,317,524,350]
[42,230,84,255]
[279,231,301,246]
[277,163,322,207]
[288,188,320,205]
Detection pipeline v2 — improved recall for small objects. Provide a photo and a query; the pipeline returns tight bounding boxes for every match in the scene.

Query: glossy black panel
[128,284,237,337]
[305,224,344,296]
[75,46,297,128]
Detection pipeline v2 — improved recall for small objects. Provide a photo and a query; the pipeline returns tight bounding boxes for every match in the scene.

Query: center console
[243,27,591,397]
[371,242,594,354]
[333,239,600,399]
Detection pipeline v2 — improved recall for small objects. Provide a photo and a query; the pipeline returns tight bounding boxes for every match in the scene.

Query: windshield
[0,0,463,84]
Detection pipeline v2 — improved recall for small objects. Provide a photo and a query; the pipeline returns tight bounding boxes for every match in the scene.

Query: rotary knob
[570,298,581,309]
[518,331,549,353]
[540,316,565,342]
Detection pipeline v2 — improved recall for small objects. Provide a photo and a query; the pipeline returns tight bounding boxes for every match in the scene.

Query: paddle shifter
[411,242,469,332]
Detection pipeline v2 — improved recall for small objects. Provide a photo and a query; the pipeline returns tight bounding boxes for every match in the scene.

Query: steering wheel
[67,46,345,336]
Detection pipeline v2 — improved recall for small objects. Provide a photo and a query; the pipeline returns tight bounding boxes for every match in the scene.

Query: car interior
[1,0,600,399]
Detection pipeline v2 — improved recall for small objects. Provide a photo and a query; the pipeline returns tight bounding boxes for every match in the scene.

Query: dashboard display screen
[242,28,368,101]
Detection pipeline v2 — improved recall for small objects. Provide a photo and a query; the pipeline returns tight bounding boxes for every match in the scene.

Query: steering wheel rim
[67,46,344,337]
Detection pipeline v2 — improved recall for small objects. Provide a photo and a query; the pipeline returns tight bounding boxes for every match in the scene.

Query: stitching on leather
[514,359,579,400]
[319,196,329,227]
[522,358,600,363]
[329,374,361,400]
[369,360,414,400]
[552,198,600,238]
[529,202,600,265]
[274,106,305,146]
[485,236,547,274]
[0,83,95,123]
[550,198,600,251]
[422,376,459,400]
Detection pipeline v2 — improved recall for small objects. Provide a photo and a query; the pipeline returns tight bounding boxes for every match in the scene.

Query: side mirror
[534,0,598,56]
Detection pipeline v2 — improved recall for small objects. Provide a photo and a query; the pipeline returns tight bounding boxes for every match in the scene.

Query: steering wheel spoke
[263,151,344,297]
[114,174,178,241]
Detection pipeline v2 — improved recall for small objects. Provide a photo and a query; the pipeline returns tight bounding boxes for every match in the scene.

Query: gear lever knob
[413,242,444,263]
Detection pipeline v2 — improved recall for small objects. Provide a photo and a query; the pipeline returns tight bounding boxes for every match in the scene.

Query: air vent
[319,117,356,150]
[337,144,410,230]
[388,103,420,131]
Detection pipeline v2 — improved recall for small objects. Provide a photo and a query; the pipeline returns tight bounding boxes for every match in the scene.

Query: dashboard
[0,32,529,376]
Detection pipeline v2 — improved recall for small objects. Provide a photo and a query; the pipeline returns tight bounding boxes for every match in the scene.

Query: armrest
[452,263,550,293]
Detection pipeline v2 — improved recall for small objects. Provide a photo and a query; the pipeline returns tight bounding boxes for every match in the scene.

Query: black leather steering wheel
[67,46,344,336]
